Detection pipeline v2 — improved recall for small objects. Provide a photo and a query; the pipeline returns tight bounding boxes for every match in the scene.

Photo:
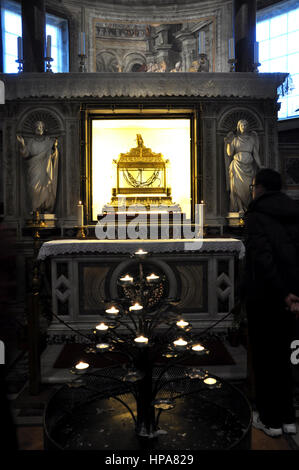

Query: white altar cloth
[38,238,245,260]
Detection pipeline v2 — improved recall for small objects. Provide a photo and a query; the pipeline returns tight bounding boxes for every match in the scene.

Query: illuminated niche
[91,118,192,221]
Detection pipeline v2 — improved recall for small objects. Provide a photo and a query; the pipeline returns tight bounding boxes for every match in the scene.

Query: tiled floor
[14,424,296,451]
[5,335,299,452]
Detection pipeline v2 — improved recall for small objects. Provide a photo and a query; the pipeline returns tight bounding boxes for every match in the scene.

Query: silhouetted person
[244,168,299,437]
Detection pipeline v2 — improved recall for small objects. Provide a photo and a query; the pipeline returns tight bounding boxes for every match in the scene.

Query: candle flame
[192,343,205,352]
[173,338,187,346]
[176,319,189,328]
[96,323,109,331]
[204,377,217,386]
[134,335,149,343]
[105,306,119,314]
[75,361,89,370]
[120,274,133,282]
[129,302,143,311]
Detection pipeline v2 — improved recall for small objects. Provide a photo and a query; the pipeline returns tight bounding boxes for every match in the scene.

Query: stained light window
[257,6,299,119]
[1,0,69,73]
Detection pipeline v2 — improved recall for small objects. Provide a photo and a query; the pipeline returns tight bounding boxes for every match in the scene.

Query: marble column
[234,0,257,72]
[21,0,45,72]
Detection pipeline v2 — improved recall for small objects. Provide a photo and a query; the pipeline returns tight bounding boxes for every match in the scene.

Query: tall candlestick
[79,32,85,55]
[199,200,205,237]
[77,201,84,226]
[81,7,86,33]
[254,41,259,64]
[46,35,51,57]
[228,38,235,60]
[199,31,205,54]
[17,36,23,61]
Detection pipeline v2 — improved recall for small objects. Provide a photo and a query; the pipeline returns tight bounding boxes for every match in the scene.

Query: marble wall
[47,0,233,73]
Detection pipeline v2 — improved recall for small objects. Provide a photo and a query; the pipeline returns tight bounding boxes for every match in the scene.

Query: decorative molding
[218,107,264,133]
[0,72,287,100]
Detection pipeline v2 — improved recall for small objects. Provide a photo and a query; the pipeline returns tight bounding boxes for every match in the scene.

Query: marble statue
[17,121,59,213]
[224,119,262,213]
[170,61,182,72]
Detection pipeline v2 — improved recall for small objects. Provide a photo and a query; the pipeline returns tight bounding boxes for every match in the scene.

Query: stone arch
[217,107,264,134]
[17,107,64,137]
[123,52,147,72]
[96,50,121,72]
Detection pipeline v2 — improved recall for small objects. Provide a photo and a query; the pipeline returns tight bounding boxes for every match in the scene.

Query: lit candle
[198,200,205,237]
[173,338,188,349]
[79,32,86,55]
[46,35,51,58]
[135,249,148,256]
[254,41,259,64]
[95,323,109,331]
[199,30,205,54]
[105,306,119,315]
[176,319,189,329]
[81,7,85,33]
[120,274,134,283]
[228,38,235,60]
[77,201,84,226]
[96,342,110,350]
[75,361,89,370]
[134,335,149,346]
[129,302,143,312]
[204,377,218,387]
[192,343,206,355]
[17,36,23,61]
[146,273,159,282]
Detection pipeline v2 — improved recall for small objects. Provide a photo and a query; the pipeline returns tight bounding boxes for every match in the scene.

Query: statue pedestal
[40,213,57,228]
[226,212,242,227]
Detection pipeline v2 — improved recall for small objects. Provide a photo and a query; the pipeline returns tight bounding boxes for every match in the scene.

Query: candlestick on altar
[77,201,84,226]
[76,201,86,238]
[46,35,51,57]
[44,36,53,72]
[228,38,235,60]
[253,41,260,73]
[199,30,205,54]
[78,32,87,72]
[15,36,24,72]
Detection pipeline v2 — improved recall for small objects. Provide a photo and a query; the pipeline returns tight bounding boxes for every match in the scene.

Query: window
[257,5,299,120]
[1,1,22,73]
[45,13,69,73]
[1,1,69,73]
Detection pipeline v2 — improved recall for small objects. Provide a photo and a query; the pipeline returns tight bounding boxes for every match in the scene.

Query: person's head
[34,121,45,135]
[250,168,282,199]
[237,119,249,134]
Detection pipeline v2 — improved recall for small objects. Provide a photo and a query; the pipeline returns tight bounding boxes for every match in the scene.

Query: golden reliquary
[103,134,181,213]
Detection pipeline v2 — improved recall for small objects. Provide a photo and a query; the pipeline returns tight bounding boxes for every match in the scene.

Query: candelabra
[68,249,223,440]
[15,58,24,73]
[78,54,87,72]
[228,58,236,72]
[45,57,54,73]
[253,62,261,73]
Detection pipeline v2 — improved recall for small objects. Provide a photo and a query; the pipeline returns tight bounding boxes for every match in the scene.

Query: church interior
[0,0,299,454]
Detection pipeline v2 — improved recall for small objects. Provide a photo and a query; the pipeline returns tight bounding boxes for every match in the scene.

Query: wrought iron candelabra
[68,249,222,440]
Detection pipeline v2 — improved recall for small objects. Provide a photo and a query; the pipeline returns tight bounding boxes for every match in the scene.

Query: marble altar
[38,238,244,339]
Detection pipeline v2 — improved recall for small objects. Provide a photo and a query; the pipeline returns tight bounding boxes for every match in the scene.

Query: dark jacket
[244,191,299,302]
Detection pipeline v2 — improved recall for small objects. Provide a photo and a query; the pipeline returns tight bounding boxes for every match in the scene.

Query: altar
[38,238,244,340]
